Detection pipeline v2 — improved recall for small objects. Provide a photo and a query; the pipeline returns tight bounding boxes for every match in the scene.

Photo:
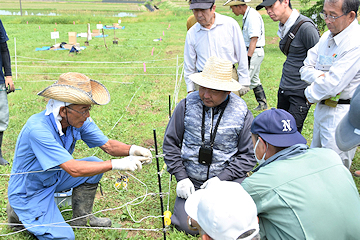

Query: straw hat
[223,0,250,6]
[189,56,242,91]
[38,72,110,105]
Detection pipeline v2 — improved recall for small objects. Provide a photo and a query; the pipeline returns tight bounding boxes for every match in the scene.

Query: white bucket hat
[185,181,259,240]
[38,72,110,105]
[189,56,242,92]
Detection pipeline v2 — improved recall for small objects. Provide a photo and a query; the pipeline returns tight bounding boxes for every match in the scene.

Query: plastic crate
[54,189,72,208]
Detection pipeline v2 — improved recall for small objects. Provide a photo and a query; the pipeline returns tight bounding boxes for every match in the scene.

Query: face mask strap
[254,138,268,162]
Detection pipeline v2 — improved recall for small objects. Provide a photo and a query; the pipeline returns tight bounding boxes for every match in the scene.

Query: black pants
[277,88,310,133]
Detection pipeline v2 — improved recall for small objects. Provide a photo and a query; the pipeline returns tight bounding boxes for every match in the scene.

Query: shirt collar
[196,12,224,32]
[243,6,250,21]
[253,143,308,172]
[331,19,359,46]
[277,9,300,39]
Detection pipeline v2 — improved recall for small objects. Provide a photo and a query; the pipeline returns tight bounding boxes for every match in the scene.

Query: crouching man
[7,72,152,239]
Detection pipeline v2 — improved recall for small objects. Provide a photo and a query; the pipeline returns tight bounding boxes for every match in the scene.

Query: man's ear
[59,106,67,117]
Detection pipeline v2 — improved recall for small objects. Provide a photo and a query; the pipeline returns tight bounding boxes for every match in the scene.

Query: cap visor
[190,3,213,9]
[336,114,360,151]
[260,132,307,147]
[256,0,276,10]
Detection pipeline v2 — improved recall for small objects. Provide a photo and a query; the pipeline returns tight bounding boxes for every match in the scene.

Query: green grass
[0,1,359,239]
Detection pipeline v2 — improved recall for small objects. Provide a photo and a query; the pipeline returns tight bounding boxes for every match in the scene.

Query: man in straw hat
[336,84,360,176]
[241,108,360,239]
[223,0,267,111]
[184,0,250,96]
[163,56,256,235]
[185,181,260,240]
[7,72,152,239]
[256,0,319,133]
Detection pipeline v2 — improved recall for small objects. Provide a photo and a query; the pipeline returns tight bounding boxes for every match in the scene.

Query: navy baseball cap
[190,0,215,10]
[251,108,307,147]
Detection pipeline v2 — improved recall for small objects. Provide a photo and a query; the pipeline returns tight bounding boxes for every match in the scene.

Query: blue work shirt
[8,110,108,220]
[0,19,9,84]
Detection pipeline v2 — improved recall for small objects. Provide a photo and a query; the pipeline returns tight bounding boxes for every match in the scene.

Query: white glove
[129,145,152,164]
[239,86,250,96]
[176,178,195,199]
[200,176,220,189]
[111,156,145,171]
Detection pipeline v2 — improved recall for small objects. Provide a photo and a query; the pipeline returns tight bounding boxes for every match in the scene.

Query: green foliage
[300,0,327,32]
[0,1,359,239]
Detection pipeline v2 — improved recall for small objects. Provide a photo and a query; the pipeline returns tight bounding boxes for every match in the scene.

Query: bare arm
[59,159,112,177]
[99,139,131,156]
[247,37,258,57]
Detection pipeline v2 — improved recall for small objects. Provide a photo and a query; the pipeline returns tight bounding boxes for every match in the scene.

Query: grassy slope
[0,0,359,239]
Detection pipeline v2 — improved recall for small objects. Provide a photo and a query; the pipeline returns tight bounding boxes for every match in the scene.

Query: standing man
[7,72,152,239]
[300,0,360,169]
[256,0,319,132]
[242,108,360,239]
[224,0,267,111]
[184,0,250,96]
[163,56,256,235]
[0,19,15,165]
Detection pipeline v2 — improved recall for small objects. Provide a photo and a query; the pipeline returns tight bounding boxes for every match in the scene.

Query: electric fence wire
[15,55,183,64]
[91,84,142,157]
[0,159,170,238]
[1,45,179,238]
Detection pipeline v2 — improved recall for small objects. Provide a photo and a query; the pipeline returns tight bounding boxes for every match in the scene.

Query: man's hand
[111,156,146,171]
[200,176,220,189]
[5,76,15,94]
[129,145,152,164]
[239,85,250,96]
[176,178,195,199]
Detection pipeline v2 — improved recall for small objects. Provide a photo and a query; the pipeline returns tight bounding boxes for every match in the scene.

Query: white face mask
[254,138,268,165]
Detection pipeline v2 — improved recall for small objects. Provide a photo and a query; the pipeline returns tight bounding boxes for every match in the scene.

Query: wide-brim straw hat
[223,0,250,6]
[189,56,242,91]
[38,72,110,105]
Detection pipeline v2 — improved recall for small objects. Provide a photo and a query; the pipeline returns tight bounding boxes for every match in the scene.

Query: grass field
[0,0,359,239]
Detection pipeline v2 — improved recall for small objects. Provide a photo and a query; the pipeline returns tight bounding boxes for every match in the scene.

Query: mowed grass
[0,1,359,239]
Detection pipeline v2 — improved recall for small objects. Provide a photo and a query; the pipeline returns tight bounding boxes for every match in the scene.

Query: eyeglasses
[319,12,347,22]
[66,106,91,116]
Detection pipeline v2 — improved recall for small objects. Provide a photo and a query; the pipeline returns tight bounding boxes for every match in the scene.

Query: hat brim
[259,131,307,148]
[223,0,247,6]
[190,2,213,10]
[256,0,276,10]
[184,189,206,222]
[336,112,360,151]
[38,79,110,105]
[189,72,242,92]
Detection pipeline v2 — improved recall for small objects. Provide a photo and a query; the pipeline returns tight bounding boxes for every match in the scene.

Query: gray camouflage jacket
[163,92,256,185]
